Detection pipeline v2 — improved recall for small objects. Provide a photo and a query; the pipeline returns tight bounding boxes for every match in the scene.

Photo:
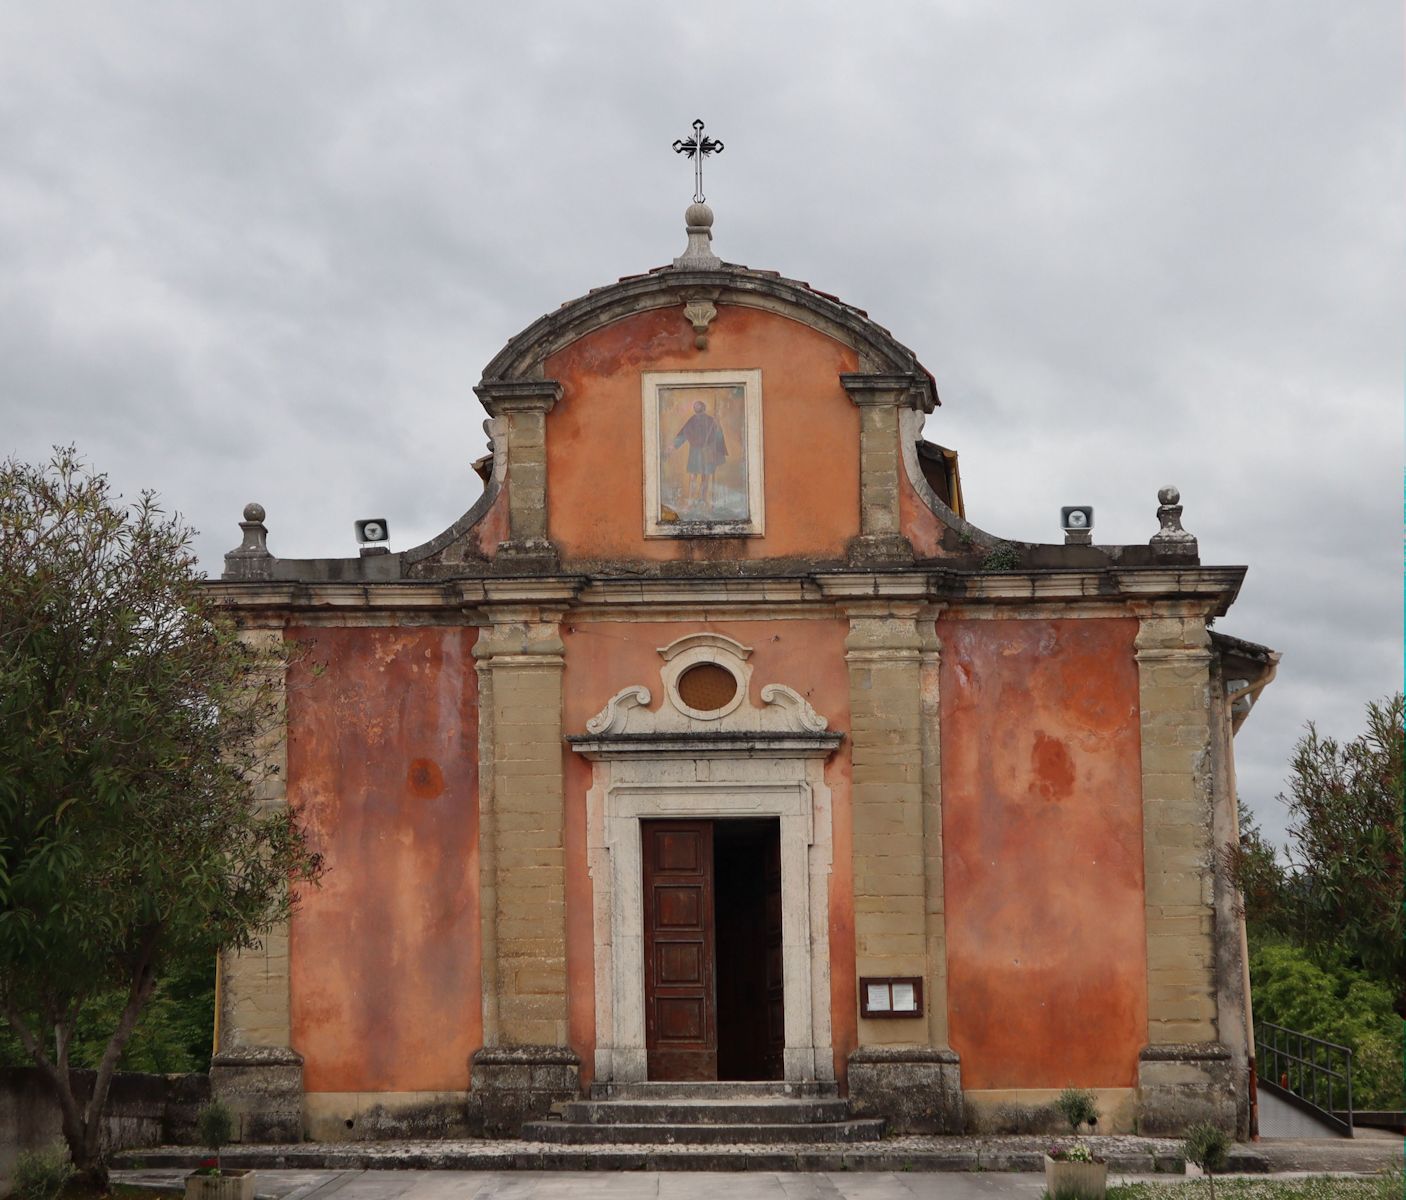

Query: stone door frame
[587,770,834,1083]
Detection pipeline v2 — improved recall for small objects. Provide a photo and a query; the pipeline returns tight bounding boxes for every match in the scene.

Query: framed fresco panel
[642,369,764,538]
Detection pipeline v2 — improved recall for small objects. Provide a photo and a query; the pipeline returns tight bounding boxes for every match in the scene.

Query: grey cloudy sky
[2,3,1400,845]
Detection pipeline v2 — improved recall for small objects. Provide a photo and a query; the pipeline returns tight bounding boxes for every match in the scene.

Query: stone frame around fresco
[641,368,764,538]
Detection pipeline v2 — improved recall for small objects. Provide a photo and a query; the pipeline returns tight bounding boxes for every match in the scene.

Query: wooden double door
[642,818,784,1082]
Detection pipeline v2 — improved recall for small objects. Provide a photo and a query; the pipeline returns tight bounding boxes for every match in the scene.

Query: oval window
[676,662,739,712]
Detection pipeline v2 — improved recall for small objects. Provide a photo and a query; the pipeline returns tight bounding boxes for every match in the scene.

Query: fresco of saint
[673,399,728,504]
[656,384,748,524]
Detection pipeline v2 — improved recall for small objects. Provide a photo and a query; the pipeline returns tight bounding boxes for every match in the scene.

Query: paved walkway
[114,1132,1405,1177]
[1257,1090,1347,1139]
[113,1168,1111,1200]
[113,1145,1405,1200]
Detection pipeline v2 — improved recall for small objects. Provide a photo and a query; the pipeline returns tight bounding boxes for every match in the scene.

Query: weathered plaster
[286,627,481,1095]
[940,617,1148,1090]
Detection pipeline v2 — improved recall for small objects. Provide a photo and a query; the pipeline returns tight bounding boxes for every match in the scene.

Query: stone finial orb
[1157,486,1180,506]
[685,201,714,229]
[243,502,266,523]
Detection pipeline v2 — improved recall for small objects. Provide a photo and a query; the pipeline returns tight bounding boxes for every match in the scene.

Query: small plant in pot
[185,1101,254,1200]
[1044,1088,1107,1200]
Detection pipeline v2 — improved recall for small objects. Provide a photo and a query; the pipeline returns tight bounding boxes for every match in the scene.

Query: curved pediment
[479,263,938,410]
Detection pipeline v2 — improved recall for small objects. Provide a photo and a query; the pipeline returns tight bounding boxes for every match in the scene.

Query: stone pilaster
[212,625,303,1143]
[1133,612,1234,1132]
[918,611,951,1053]
[846,601,926,1024]
[473,379,562,570]
[841,596,962,1131]
[1208,656,1254,1137]
[470,595,579,1132]
[841,374,920,565]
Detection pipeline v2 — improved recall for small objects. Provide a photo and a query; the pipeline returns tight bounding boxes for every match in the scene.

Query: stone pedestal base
[469,1045,580,1137]
[492,539,560,574]
[1136,1043,1236,1135]
[210,1047,303,1143]
[847,1046,963,1133]
[846,533,915,567]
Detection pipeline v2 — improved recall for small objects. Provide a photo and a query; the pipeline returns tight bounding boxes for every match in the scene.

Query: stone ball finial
[243,501,266,523]
[1157,486,1180,506]
[674,202,721,270]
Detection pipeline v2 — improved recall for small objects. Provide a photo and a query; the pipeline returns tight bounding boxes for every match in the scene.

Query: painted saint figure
[673,399,728,506]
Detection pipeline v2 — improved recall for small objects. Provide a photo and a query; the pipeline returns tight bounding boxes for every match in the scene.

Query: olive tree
[0,449,320,1185]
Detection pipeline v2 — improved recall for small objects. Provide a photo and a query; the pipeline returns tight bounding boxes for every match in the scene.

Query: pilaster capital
[473,378,563,417]
[473,597,573,665]
[840,372,930,410]
[844,608,926,659]
[1133,613,1212,656]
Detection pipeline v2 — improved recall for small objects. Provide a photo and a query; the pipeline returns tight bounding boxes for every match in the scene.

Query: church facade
[209,202,1277,1142]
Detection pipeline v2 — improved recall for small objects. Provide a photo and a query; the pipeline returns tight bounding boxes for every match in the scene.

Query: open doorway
[641,817,783,1081]
[715,818,784,1080]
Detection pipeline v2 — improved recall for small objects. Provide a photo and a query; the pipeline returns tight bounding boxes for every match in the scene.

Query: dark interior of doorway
[714,818,784,1081]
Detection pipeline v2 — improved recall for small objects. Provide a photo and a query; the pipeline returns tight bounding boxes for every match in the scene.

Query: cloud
[0,1,1399,847]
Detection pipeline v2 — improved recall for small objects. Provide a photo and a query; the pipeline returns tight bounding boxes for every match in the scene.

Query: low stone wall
[0,1067,208,1184]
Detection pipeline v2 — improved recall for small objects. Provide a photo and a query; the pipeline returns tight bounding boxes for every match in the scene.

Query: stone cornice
[814,572,934,600]
[568,731,844,760]
[206,564,1245,618]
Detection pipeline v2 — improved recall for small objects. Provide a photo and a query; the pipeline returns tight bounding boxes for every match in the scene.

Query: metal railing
[1255,1020,1354,1136]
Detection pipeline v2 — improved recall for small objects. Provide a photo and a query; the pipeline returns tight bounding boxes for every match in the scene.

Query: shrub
[196,1100,235,1171]
[12,1143,75,1200]
[1054,1087,1100,1134]
[1250,940,1403,1109]
[980,542,1022,571]
[1183,1122,1231,1200]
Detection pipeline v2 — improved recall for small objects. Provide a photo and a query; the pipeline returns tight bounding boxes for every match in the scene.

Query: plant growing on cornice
[980,542,1022,571]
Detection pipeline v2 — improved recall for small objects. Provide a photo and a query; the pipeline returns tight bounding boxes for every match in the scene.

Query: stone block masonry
[475,605,571,1048]
[1134,615,1217,1047]
[845,603,927,1032]
[213,623,302,1143]
[471,599,580,1133]
[1134,613,1235,1133]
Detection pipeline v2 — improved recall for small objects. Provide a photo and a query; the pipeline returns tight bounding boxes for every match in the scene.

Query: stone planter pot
[185,1169,255,1200]
[1043,1154,1108,1200]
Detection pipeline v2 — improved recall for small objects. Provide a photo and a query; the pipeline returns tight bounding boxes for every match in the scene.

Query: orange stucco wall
[543,306,861,562]
[559,618,856,1083]
[287,626,481,1094]
[939,617,1147,1089]
[899,454,958,559]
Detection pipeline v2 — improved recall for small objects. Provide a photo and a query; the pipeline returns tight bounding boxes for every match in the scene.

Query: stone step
[560,1098,854,1125]
[589,1080,838,1100]
[519,1119,886,1145]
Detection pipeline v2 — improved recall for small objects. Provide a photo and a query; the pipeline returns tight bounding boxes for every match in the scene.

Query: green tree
[1230,694,1404,1015]
[1249,941,1402,1110]
[0,449,321,1186]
